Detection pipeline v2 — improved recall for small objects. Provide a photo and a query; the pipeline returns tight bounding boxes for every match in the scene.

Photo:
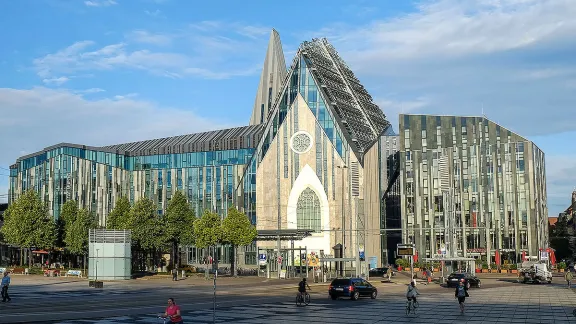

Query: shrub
[558,262,567,270]
[509,264,517,270]
[395,258,409,268]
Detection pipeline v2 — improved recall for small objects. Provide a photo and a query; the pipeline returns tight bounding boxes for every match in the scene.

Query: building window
[296,187,321,232]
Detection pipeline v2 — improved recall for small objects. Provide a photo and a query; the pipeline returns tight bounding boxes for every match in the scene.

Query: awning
[256,229,313,241]
[424,257,476,262]
[32,250,49,254]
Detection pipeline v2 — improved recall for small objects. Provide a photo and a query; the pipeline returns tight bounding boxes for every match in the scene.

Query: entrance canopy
[256,229,313,241]
[424,257,476,262]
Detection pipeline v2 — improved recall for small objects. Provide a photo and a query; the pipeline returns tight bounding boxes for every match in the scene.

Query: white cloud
[144,9,162,17]
[314,0,576,137]
[32,21,272,82]
[126,30,172,45]
[0,87,232,175]
[42,76,70,86]
[76,88,106,94]
[85,0,117,7]
[113,93,138,100]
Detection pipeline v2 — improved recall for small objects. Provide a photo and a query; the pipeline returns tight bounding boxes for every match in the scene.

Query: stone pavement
[45,284,576,324]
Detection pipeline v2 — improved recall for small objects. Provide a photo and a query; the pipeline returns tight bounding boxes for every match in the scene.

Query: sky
[0,0,575,215]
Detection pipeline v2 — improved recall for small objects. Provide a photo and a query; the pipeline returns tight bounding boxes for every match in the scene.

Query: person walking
[172,268,178,281]
[386,267,392,282]
[565,269,573,289]
[1,271,11,302]
[455,279,469,314]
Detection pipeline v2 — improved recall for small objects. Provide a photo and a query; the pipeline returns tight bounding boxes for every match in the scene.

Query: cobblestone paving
[51,284,576,324]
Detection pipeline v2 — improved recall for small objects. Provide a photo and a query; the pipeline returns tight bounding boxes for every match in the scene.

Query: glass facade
[399,114,548,264]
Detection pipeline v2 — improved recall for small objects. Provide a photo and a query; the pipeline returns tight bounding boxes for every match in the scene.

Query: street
[0,274,575,323]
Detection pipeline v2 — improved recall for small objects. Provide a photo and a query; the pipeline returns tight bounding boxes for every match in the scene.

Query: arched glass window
[297,187,321,232]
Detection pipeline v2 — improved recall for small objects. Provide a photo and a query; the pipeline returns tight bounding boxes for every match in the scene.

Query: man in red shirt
[163,298,183,324]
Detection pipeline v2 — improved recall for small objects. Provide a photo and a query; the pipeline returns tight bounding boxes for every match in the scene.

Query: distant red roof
[549,217,558,226]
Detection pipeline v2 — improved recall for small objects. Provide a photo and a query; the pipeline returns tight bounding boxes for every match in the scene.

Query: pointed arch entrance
[287,164,330,254]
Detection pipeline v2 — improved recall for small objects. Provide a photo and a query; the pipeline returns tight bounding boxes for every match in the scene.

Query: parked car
[329,278,378,300]
[369,267,396,278]
[446,272,481,288]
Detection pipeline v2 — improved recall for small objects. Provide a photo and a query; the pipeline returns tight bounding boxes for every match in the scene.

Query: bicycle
[405,298,419,315]
[296,291,311,306]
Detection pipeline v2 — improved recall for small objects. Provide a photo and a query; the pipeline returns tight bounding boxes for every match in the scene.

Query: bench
[65,270,82,278]
[11,267,26,275]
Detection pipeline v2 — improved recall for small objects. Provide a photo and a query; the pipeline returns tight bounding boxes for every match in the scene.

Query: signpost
[397,244,415,282]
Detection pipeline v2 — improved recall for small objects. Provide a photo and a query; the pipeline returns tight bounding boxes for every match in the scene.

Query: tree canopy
[222,207,257,247]
[106,196,131,230]
[65,208,98,255]
[194,210,222,249]
[127,198,165,250]
[1,190,56,251]
[164,191,195,246]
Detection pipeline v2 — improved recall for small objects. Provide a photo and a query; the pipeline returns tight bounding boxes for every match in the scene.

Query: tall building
[249,29,287,126]
[399,114,548,263]
[239,37,392,270]
[9,33,395,269]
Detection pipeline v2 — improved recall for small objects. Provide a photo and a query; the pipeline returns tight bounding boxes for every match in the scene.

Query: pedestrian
[386,267,392,282]
[565,269,573,289]
[455,279,469,314]
[426,268,432,285]
[1,271,11,302]
[172,268,178,281]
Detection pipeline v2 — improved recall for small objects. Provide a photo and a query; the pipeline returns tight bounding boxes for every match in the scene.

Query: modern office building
[399,114,548,264]
[9,31,397,269]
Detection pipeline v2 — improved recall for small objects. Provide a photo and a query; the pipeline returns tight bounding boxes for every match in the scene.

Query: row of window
[16,147,255,172]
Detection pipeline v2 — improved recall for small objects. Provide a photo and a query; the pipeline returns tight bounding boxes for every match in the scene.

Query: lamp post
[336,165,348,258]
[95,248,99,284]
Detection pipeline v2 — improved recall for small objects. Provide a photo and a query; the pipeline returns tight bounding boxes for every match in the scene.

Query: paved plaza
[44,284,576,324]
[2,275,576,323]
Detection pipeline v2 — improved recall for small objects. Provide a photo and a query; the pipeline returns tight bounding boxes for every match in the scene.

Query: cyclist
[406,281,419,308]
[162,298,183,324]
[298,277,311,299]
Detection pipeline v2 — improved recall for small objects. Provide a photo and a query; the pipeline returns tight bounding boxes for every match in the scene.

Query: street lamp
[95,248,99,285]
[336,165,348,258]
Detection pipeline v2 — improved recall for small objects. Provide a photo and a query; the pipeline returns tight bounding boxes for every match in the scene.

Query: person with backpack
[565,269,573,288]
[455,279,469,314]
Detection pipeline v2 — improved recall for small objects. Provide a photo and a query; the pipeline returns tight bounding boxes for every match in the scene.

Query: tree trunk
[28,247,33,267]
[231,244,237,277]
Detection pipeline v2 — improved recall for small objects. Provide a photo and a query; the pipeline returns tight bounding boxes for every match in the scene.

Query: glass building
[399,114,548,264]
[9,125,262,265]
[7,30,550,271]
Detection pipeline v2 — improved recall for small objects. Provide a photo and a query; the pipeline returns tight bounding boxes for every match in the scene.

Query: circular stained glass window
[290,131,313,154]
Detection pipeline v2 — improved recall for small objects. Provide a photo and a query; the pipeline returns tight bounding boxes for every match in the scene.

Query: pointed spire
[249,29,287,125]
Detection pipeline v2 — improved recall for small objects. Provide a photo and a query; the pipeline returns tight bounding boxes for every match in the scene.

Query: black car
[368,267,396,278]
[446,272,481,288]
[329,278,377,300]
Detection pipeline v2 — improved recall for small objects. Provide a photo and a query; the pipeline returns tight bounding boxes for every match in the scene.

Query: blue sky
[1,0,575,215]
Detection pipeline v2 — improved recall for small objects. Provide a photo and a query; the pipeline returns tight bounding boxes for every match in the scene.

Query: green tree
[127,198,165,250]
[164,191,195,268]
[126,198,165,270]
[194,210,222,275]
[107,196,131,230]
[64,209,97,255]
[2,190,57,265]
[222,207,257,276]
[58,200,79,248]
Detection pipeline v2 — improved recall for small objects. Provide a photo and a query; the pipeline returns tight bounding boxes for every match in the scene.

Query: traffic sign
[259,254,267,265]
